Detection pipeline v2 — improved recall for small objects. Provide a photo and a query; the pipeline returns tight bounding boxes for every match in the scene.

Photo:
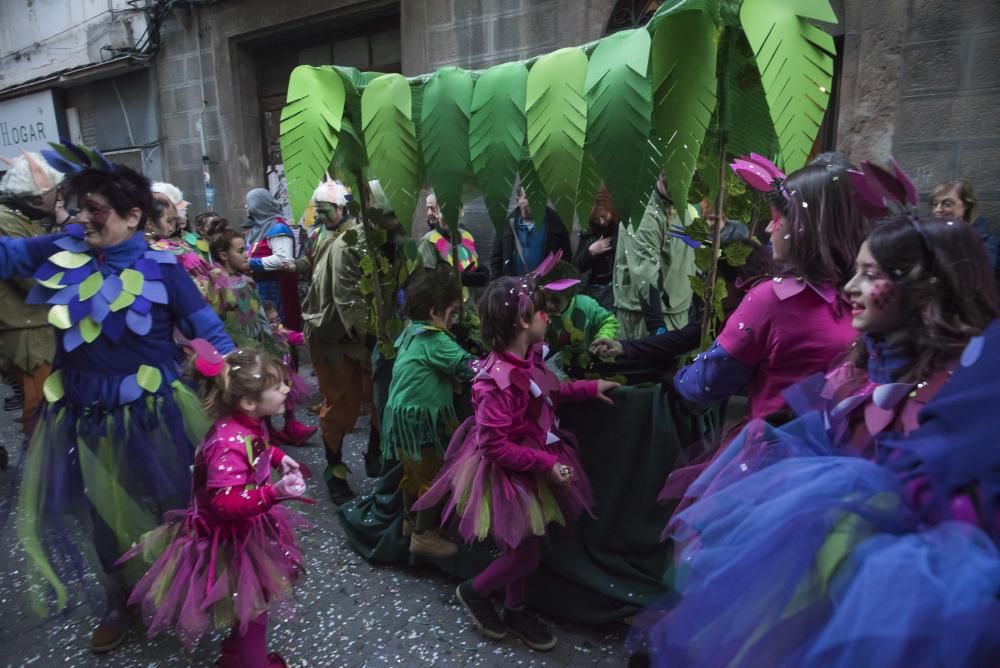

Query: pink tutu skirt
[121,505,312,649]
[418,417,593,552]
[286,370,313,412]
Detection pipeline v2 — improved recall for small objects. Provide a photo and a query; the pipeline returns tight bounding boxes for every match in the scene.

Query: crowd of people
[0,140,999,667]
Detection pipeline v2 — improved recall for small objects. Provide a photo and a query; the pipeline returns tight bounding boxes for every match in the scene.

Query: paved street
[0,373,627,667]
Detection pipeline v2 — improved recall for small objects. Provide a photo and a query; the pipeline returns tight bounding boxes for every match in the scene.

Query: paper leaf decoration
[43,370,65,403]
[470,62,528,233]
[585,29,654,227]
[518,149,548,225]
[421,67,474,231]
[740,0,837,172]
[650,9,718,218]
[362,73,421,229]
[280,66,345,220]
[575,148,603,230]
[136,365,163,393]
[48,304,71,330]
[526,47,588,228]
[49,251,90,269]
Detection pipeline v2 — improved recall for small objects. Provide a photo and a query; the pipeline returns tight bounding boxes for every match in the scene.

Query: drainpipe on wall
[193,6,214,210]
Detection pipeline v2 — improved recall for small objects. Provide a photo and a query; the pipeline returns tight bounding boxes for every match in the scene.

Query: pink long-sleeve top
[195,411,289,521]
[472,345,598,473]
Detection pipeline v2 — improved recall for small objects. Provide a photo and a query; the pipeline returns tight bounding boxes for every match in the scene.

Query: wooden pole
[354,175,385,343]
[699,27,727,349]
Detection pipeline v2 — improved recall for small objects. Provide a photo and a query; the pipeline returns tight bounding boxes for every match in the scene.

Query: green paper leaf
[362,73,421,230]
[740,0,837,172]
[48,304,71,330]
[109,290,135,312]
[421,67,475,231]
[650,9,718,219]
[526,47,589,228]
[469,62,528,234]
[49,251,91,269]
[585,29,654,226]
[79,316,101,343]
[136,365,163,393]
[575,148,603,230]
[280,66,345,220]
[78,272,103,301]
[120,268,144,295]
[37,272,65,289]
[43,371,64,403]
[518,150,548,223]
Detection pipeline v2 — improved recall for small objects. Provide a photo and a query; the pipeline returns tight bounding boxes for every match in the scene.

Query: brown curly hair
[200,348,288,420]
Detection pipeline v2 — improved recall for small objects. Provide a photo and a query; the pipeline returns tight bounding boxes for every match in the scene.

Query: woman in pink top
[674,158,870,420]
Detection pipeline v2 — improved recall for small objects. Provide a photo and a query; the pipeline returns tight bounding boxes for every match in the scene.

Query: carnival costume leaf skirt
[16,366,211,611]
[121,504,311,649]
[418,417,593,552]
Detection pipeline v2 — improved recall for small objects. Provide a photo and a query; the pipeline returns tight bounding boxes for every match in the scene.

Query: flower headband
[510,250,580,317]
[730,153,788,200]
[847,157,919,220]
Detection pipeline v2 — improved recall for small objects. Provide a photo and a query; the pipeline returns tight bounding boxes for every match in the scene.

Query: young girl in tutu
[636,162,1000,667]
[120,347,312,668]
[262,300,317,446]
[416,258,617,651]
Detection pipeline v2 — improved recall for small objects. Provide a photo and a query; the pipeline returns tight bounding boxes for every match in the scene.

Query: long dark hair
[772,163,871,288]
[850,216,999,381]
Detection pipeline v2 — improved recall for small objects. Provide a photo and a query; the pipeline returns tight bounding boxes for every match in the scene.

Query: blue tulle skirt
[636,412,1000,667]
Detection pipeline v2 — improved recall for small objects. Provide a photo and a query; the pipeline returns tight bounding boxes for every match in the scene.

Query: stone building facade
[1,0,997,243]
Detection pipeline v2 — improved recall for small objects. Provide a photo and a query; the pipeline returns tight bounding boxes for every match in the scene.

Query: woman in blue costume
[635,162,1000,667]
[2,144,234,655]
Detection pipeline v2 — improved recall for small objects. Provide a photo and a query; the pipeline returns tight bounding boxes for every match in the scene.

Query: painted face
[430,301,461,332]
[250,381,290,418]
[843,241,905,334]
[766,207,790,261]
[931,187,967,222]
[221,236,249,274]
[315,201,344,229]
[76,193,140,248]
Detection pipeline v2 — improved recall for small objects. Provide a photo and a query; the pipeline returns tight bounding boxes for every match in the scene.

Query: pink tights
[472,537,541,609]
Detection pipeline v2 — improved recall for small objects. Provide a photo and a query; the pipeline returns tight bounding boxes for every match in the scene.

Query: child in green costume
[541,261,619,368]
[380,265,477,558]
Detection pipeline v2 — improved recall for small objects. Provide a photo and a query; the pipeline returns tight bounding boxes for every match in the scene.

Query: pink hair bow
[730,153,788,199]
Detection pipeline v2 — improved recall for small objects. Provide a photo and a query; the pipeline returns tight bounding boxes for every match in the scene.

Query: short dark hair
[66,164,152,228]
[478,276,546,353]
[210,228,245,264]
[404,265,462,322]
[262,300,278,314]
[772,163,871,288]
[849,216,999,381]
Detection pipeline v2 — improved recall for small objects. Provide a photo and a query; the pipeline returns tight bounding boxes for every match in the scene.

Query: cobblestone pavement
[0,372,628,667]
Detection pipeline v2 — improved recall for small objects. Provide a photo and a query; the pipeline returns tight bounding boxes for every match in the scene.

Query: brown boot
[409,530,458,558]
[90,600,130,654]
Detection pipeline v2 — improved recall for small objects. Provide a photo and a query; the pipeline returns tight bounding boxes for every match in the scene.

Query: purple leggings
[220,613,270,668]
[472,537,541,609]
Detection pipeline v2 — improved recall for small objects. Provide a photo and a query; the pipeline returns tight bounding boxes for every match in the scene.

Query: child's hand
[549,462,574,486]
[590,338,623,358]
[280,455,300,475]
[273,471,306,499]
[595,380,620,404]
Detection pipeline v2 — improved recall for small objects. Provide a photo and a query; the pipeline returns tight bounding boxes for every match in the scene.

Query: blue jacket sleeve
[165,264,235,353]
[673,339,755,408]
[0,234,60,280]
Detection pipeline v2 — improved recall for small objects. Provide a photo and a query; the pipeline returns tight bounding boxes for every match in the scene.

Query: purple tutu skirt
[121,505,312,649]
[417,416,593,551]
[286,370,312,412]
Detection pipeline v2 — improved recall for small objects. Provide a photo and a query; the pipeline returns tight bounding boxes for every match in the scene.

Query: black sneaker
[326,475,357,506]
[456,580,506,639]
[502,606,557,652]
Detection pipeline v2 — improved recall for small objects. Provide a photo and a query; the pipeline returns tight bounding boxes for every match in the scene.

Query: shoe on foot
[306,402,322,415]
[282,419,317,446]
[267,652,289,667]
[90,604,130,654]
[503,607,557,652]
[267,422,289,446]
[326,475,357,506]
[401,516,414,537]
[455,580,506,640]
[409,530,457,558]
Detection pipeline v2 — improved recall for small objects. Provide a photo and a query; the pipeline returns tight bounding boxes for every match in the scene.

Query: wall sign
[0,90,60,161]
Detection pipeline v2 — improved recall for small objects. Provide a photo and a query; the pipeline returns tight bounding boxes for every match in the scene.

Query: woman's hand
[595,380,620,404]
[549,462,574,486]
[590,338,623,358]
[588,237,613,257]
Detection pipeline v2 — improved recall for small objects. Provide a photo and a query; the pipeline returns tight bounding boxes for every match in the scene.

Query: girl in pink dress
[416,264,618,652]
[120,347,312,668]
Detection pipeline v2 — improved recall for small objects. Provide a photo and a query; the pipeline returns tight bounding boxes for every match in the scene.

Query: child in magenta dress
[120,347,312,668]
[416,262,617,652]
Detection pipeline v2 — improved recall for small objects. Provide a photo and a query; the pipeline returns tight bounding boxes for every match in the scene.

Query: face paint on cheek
[869,280,896,310]
[539,311,548,325]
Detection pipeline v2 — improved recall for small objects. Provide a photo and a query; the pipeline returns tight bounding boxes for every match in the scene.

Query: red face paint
[538,310,549,325]
[870,280,895,310]
[80,198,112,230]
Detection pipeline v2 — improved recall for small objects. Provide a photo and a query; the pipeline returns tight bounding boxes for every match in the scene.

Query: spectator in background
[245,187,303,330]
[417,192,489,287]
[930,179,998,274]
[490,186,571,279]
[573,186,618,309]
